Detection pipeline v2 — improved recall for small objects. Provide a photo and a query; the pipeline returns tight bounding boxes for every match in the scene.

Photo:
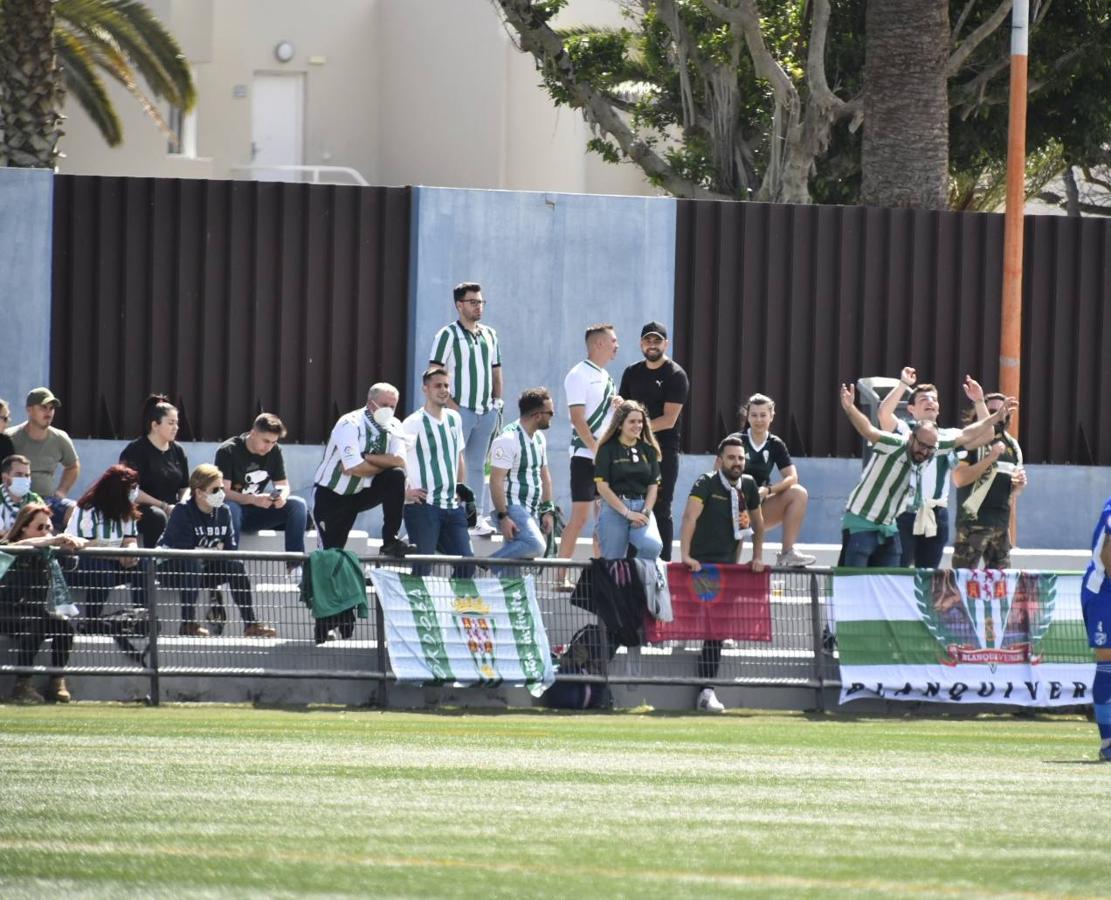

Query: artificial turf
[0,705,1107,898]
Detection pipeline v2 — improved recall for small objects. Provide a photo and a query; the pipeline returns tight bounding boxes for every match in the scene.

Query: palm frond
[554,23,627,41]
[55,28,122,145]
[56,0,195,110]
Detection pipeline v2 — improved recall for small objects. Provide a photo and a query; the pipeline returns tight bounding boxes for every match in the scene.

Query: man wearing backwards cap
[618,321,690,561]
[5,387,80,529]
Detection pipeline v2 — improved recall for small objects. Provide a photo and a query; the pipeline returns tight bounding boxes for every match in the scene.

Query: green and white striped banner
[832,570,1093,707]
[370,571,554,693]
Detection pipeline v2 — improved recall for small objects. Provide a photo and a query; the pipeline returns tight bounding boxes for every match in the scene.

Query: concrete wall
[0,168,53,410]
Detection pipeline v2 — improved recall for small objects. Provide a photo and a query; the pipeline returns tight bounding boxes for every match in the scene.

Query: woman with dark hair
[65,464,146,625]
[119,394,189,547]
[0,502,86,703]
[0,397,14,463]
[593,400,664,560]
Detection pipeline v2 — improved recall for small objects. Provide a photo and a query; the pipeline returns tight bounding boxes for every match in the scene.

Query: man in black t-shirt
[679,434,764,713]
[619,321,690,561]
[214,413,308,567]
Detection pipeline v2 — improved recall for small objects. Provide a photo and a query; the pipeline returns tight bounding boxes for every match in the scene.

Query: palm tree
[0,0,196,168]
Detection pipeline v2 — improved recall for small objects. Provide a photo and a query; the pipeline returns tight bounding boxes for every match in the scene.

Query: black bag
[541,624,615,710]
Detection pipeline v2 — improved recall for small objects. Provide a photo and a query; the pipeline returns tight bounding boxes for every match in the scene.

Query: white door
[251,73,304,177]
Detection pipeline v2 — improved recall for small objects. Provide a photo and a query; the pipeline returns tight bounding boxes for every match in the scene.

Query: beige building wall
[57,0,657,197]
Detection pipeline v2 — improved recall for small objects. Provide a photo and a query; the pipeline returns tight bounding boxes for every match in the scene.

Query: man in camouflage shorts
[951,393,1026,568]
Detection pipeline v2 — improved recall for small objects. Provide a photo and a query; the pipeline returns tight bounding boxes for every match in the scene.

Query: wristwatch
[493,510,508,522]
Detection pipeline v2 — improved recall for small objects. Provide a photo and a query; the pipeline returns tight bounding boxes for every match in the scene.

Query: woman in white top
[66,464,145,627]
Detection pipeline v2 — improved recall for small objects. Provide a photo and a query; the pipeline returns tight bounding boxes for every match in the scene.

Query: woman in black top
[119,394,189,547]
[593,400,663,560]
[734,393,814,567]
[1,502,87,703]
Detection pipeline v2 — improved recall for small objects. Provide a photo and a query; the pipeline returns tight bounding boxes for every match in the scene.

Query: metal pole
[999,0,1028,432]
[808,572,826,713]
[143,558,161,706]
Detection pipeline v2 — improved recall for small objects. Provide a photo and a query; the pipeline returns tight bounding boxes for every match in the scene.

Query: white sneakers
[776,547,816,567]
[469,516,497,537]
[696,687,725,713]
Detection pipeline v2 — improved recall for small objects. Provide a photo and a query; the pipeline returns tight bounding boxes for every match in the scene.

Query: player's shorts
[569,456,598,503]
[1081,586,1111,649]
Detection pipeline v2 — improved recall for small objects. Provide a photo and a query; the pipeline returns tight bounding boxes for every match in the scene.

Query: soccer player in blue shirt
[1081,496,1111,762]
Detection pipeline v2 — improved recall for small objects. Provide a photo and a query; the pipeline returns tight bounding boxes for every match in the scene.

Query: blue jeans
[457,405,501,516]
[47,496,75,532]
[896,508,949,568]
[843,528,902,568]
[403,502,474,577]
[227,495,308,554]
[488,505,545,562]
[597,498,663,561]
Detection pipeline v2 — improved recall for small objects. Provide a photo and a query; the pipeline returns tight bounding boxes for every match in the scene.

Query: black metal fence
[0,547,837,708]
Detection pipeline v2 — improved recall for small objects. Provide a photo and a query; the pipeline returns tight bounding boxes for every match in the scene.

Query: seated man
[487,388,557,565]
[312,382,415,556]
[5,388,79,530]
[1,454,44,533]
[214,413,307,574]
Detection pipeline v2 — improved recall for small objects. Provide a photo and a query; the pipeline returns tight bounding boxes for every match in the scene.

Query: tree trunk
[860,0,949,209]
[0,0,64,168]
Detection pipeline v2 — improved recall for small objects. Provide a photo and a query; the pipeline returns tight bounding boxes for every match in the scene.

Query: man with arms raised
[839,383,1014,567]
[876,367,990,568]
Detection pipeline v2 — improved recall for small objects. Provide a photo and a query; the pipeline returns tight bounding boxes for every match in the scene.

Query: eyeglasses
[0,415,8,423]
[462,299,486,306]
[30,522,51,533]
[911,436,938,455]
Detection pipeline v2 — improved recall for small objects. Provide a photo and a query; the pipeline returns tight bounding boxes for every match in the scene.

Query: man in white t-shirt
[557,324,621,567]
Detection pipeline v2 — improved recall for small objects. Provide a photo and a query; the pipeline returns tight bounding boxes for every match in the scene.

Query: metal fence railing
[0,547,839,708]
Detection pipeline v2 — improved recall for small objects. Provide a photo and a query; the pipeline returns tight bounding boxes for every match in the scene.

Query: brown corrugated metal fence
[673,200,1111,464]
[51,176,411,443]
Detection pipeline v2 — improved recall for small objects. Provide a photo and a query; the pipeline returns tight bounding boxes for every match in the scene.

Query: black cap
[640,321,668,340]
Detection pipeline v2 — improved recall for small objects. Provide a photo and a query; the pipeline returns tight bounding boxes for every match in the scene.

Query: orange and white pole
[999,0,1028,437]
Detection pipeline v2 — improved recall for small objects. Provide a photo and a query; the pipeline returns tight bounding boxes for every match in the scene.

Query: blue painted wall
[0,168,52,410]
[408,186,678,529]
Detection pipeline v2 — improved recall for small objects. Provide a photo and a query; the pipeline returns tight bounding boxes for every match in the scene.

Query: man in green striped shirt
[401,366,474,574]
[488,388,557,563]
[312,383,415,556]
[429,282,503,536]
[838,383,1015,567]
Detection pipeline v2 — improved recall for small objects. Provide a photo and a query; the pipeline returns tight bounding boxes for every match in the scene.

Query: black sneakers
[380,538,418,558]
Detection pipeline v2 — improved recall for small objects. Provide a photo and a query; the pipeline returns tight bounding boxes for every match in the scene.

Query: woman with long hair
[158,464,276,638]
[734,394,815,567]
[592,400,664,560]
[65,464,146,626]
[119,394,190,547]
[0,503,86,703]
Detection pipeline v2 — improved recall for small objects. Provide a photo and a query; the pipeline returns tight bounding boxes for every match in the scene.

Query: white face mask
[206,489,226,510]
[128,486,140,503]
[9,476,31,497]
[372,405,395,428]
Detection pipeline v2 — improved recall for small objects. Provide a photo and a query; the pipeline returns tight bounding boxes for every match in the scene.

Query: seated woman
[0,503,87,703]
[119,394,189,548]
[65,464,146,629]
[158,464,276,638]
[593,400,663,561]
[732,393,815,567]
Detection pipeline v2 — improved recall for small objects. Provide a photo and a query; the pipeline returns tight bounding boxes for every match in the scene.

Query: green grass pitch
[0,704,1107,898]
